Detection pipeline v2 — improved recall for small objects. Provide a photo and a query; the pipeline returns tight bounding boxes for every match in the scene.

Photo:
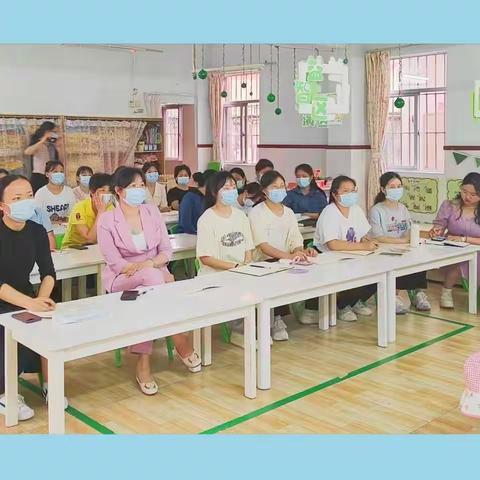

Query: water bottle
[410,222,420,248]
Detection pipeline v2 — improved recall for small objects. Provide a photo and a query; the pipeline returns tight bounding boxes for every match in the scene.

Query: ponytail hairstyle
[329,175,356,204]
[374,171,403,205]
[204,171,236,209]
[295,163,320,191]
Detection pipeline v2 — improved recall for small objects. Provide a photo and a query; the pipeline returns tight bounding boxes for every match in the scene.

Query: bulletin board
[402,177,439,214]
[447,179,462,201]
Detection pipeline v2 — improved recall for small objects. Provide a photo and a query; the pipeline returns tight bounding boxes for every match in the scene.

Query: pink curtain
[208,72,225,163]
[366,50,391,208]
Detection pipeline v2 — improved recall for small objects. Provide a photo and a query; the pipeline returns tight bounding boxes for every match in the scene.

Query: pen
[250,264,267,268]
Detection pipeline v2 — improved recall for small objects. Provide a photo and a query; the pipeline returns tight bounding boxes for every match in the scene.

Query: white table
[0,279,259,434]
[384,243,480,342]
[162,211,179,226]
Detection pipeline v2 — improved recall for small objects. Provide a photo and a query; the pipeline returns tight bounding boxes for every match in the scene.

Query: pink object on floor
[460,352,480,418]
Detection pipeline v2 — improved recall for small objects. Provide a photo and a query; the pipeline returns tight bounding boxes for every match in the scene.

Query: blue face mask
[339,191,359,208]
[7,199,36,222]
[385,187,403,202]
[124,187,146,207]
[50,172,65,185]
[268,188,287,204]
[79,175,91,187]
[220,189,239,206]
[146,172,159,184]
[296,177,311,188]
[177,176,190,186]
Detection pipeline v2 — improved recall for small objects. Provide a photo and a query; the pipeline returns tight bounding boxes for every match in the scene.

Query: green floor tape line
[200,320,474,434]
[18,378,115,435]
[409,310,474,328]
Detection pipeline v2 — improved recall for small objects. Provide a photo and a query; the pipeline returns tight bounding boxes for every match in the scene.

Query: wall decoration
[402,177,438,214]
[295,55,350,128]
[474,81,480,119]
[452,150,480,167]
[267,44,276,103]
[447,179,462,201]
[275,46,281,115]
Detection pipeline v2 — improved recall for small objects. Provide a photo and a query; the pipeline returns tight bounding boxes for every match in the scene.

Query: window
[383,52,446,173]
[223,71,260,164]
[164,106,183,161]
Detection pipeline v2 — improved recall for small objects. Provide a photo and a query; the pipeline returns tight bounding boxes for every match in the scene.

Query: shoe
[0,394,35,421]
[415,291,431,311]
[179,351,202,373]
[440,288,454,309]
[395,295,408,315]
[337,306,357,322]
[298,309,318,325]
[271,316,289,341]
[135,377,158,396]
[460,389,480,418]
[42,383,69,410]
[230,331,272,349]
[352,300,373,316]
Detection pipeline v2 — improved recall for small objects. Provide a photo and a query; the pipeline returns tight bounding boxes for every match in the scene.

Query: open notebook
[230,262,293,277]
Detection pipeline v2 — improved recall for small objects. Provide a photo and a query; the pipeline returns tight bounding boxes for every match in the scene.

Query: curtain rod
[0,113,161,121]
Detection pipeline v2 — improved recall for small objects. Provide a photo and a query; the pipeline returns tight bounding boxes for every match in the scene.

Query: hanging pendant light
[275,46,282,115]
[220,43,228,98]
[267,44,276,103]
[198,44,208,79]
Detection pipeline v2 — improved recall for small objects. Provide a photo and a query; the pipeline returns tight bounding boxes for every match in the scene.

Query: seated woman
[249,171,317,340]
[229,167,247,193]
[97,167,201,396]
[0,175,65,421]
[369,172,431,313]
[73,165,94,202]
[178,169,215,234]
[237,182,264,215]
[284,163,327,220]
[142,162,170,213]
[314,175,378,322]
[430,172,480,309]
[167,164,193,211]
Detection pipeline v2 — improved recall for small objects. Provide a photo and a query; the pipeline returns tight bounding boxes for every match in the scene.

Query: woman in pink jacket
[97,167,200,396]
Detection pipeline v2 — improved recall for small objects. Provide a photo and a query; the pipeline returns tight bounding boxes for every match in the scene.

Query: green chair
[460,278,480,304]
[207,161,221,172]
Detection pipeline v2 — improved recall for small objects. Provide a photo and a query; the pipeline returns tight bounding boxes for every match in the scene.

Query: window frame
[163,105,183,162]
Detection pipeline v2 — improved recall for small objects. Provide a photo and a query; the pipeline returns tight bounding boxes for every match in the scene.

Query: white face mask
[100,193,113,205]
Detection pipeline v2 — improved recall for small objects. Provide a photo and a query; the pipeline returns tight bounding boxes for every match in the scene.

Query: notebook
[426,239,469,248]
[230,262,293,277]
[336,250,375,256]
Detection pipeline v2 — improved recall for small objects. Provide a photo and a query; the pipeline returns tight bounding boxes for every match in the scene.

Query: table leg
[193,329,201,358]
[257,303,271,390]
[329,293,337,326]
[4,328,18,427]
[61,279,72,302]
[468,253,477,314]
[244,307,256,399]
[319,296,329,331]
[78,276,87,299]
[201,326,212,366]
[96,266,104,296]
[47,355,65,434]
[386,272,397,343]
[377,275,388,348]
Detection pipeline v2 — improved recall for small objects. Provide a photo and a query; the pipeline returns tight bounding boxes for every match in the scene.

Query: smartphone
[69,244,88,250]
[12,312,42,323]
[120,290,139,301]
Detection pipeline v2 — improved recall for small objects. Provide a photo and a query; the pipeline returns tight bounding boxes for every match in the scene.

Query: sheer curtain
[208,71,225,163]
[143,93,164,118]
[366,50,391,208]
[64,119,146,181]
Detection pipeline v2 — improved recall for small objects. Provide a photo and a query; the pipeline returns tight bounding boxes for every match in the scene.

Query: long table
[0,279,259,434]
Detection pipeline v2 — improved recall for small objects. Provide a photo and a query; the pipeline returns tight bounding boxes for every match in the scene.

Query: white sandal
[180,351,202,373]
[135,377,158,396]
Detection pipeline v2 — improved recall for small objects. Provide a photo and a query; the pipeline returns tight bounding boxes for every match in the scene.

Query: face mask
[220,189,239,206]
[385,187,403,202]
[177,176,189,186]
[124,187,146,207]
[79,175,91,187]
[268,188,287,204]
[146,172,159,184]
[236,180,245,190]
[338,192,359,208]
[244,198,255,208]
[100,193,113,205]
[296,177,311,188]
[7,198,36,222]
[50,172,65,185]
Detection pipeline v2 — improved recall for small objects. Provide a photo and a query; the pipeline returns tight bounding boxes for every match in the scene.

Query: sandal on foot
[135,377,158,395]
[180,351,202,373]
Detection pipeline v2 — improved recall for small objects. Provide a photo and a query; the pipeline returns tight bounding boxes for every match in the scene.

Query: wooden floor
[1,283,479,435]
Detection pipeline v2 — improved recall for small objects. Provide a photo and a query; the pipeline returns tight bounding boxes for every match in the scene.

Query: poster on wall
[447,179,462,201]
[402,177,439,214]
[474,81,480,119]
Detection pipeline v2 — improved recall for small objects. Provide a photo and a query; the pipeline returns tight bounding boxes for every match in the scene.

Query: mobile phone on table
[69,244,88,250]
[12,312,42,323]
[432,236,446,242]
[120,290,139,301]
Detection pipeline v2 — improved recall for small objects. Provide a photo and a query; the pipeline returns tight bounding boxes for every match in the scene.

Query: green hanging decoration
[343,45,348,64]
[267,92,276,103]
[475,157,480,168]
[241,44,247,89]
[453,152,468,165]
[192,72,197,80]
[267,44,276,103]
[275,46,281,116]
[221,90,228,98]
[220,44,227,99]
[198,69,208,80]
[192,44,197,80]
[275,107,282,115]
[394,97,405,109]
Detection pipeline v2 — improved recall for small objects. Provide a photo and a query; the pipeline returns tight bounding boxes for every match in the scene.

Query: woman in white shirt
[314,175,378,322]
[249,170,317,340]
[369,172,431,314]
[142,162,170,212]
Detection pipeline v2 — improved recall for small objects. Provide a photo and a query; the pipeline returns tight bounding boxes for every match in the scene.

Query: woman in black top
[167,164,193,210]
[0,175,57,421]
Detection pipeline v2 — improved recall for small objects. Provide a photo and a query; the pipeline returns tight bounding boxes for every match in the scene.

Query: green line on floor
[18,378,115,435]
[409,310,474,327]
[200,318,474,434]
